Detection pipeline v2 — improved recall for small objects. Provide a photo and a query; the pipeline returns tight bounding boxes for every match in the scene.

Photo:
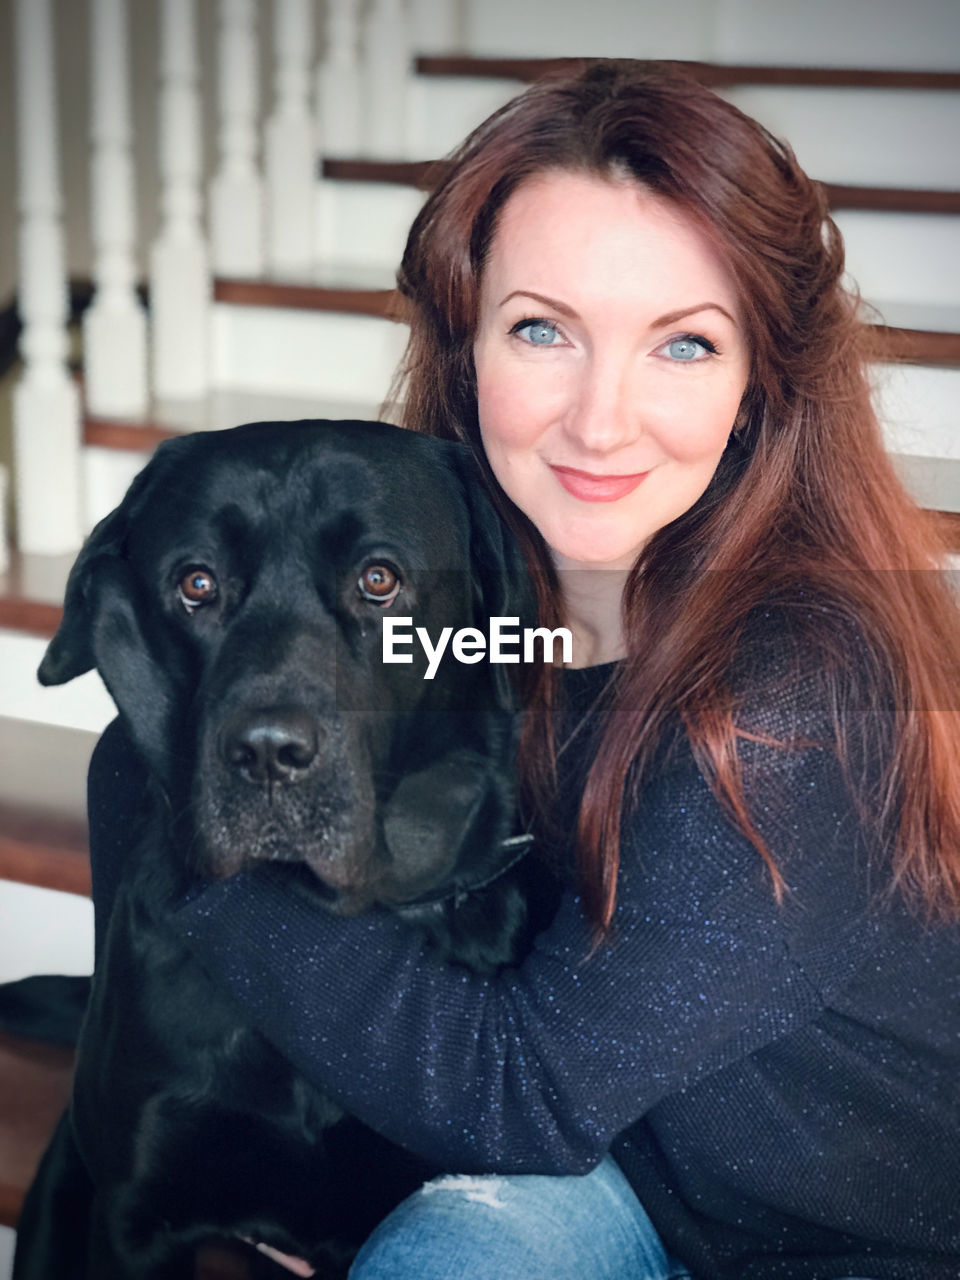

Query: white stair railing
[362,0,412,158]
[317,0,363,159]
[84,0,149,419]
[12,0,83,555]
[210,0,264,277]
[150,0,210,400]
[265,0,316,275]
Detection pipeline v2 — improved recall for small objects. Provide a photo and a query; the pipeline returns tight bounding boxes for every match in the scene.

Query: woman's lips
[550,464,648,502]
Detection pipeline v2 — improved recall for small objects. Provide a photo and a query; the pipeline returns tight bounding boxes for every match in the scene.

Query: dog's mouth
[193,802,475,918]
[192,702,511,915]
[192,796,427,915]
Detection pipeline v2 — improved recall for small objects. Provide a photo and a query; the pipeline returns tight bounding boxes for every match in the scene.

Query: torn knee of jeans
[421,1174,507,1209]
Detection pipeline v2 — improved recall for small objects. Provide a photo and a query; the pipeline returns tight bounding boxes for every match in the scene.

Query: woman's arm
[165,698,882,1176]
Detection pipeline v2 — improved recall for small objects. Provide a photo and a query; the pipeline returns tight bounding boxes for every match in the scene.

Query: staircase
[1,5,959,1270]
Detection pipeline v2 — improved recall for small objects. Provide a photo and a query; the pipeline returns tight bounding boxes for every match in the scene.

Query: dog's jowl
[16,420,551,1280]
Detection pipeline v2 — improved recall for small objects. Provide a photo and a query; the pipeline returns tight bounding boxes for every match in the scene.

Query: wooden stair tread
[209,278,960,365]
[213,277,404,317]
[0,1031,74,1228]
[321,159,960,215]
[0,551,72,637]
[0,718,93,895]
[415,55,960,92]
[84,387,393,452]
[822,184,960,214]
[0,807,90,897]
[864,323,960,366]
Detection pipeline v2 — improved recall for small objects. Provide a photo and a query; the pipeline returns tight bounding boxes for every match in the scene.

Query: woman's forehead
[479,170,743,322]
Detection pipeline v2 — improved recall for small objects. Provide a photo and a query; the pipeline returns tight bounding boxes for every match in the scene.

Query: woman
[90,61,960,1278]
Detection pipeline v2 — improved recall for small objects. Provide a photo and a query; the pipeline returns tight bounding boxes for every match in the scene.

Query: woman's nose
[562,356,642,456]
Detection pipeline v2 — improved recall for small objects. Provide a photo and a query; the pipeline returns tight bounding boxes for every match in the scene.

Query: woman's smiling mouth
[550,465,649,503]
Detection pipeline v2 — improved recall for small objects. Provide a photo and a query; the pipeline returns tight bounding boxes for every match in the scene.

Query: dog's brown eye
[178,568,218,611]
[358,563,401,605]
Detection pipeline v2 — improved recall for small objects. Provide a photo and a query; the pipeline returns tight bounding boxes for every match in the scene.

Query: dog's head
[40,420,535,912]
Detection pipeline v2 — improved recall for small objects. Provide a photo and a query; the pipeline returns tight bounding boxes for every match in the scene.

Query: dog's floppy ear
[37,450,189,786]
[38,503,132,686]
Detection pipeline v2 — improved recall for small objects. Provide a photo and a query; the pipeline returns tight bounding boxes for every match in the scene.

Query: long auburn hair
[389,59,960,932]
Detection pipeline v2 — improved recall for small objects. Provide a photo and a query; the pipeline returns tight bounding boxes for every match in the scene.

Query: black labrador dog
[15,420,549,1279]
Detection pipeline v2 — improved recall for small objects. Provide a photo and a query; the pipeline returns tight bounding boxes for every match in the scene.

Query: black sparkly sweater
[88,610,960,1280]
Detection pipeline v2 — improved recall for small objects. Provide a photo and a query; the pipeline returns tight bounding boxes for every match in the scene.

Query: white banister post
[209,0,264,277]
[0,466,9,574]
[150,0,210,400]
[84,0,149,418]
[265,0,316,275]
[317,0,363,159]
[362,0,411,158]
[12,0,83,554]
[410,0,460,53]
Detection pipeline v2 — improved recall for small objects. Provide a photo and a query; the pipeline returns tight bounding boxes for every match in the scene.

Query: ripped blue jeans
[347,1155,882,1280]
[348,1155,691,1280]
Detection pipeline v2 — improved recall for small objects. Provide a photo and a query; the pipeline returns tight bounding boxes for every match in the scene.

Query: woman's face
[473,171,751,572]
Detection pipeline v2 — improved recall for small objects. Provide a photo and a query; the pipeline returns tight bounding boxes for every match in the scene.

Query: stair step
[0,1031,74,1229]
[208,278,959,364]
[213,277,401,317]
[322,159,960,217]
[825,186,960,215]
[410,60,960,189]
[84,387,394,452]
[866,324,960,366]
[0,718,93,896]
[415,56,960,91]
[0,809,90,898]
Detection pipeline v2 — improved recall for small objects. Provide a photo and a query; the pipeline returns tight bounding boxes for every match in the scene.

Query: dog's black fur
[15,420,551,1279]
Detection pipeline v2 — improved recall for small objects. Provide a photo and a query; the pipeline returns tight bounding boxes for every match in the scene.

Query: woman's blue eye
[514,320,561,346]
[664,336,713,361]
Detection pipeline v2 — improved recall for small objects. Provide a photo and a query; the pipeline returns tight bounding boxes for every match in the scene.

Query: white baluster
[0,466,9,574]
[150,0,210,399]
[362,0,411,158]
[209,0,264,277]
[12,0,83,554]
[265,0,316,275]
[317,0,363,159]
[410,0,460,54]
[84,0,149,418]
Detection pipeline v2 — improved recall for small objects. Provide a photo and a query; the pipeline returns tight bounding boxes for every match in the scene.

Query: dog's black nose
[222,710,319,784]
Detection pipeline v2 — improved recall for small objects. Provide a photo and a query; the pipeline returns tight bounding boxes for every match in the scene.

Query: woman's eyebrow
[653,302,737,328]
[497,292,737,329]
[498,290,578,318]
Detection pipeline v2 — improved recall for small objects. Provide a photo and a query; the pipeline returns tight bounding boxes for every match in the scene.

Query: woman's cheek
[647,385,739,463]
[477,366,553,450]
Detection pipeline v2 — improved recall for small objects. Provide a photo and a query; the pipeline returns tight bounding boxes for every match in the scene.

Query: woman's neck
[553,566,629,668]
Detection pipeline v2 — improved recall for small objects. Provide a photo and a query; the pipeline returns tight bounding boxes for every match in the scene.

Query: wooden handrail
[415,56,960,92]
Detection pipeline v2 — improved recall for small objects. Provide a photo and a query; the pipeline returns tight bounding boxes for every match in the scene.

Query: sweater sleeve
[167,667,882,1176]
